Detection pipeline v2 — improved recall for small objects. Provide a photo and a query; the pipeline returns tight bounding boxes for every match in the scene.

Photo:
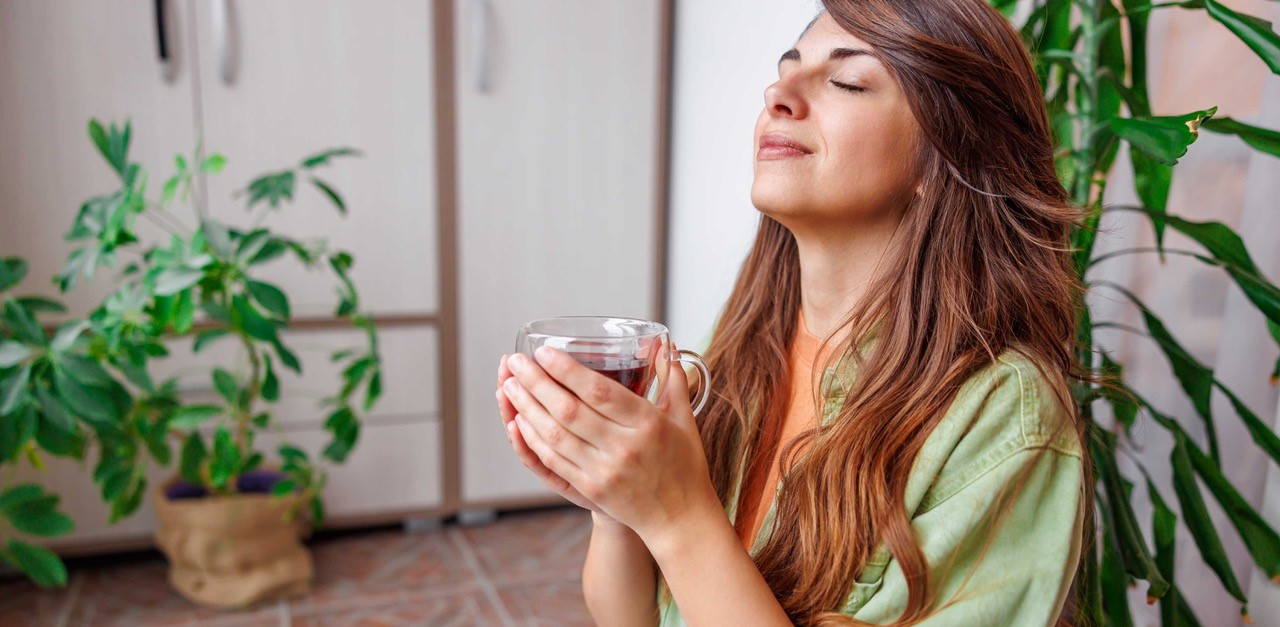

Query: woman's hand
[496,354,618,522]
[500,345,722,542]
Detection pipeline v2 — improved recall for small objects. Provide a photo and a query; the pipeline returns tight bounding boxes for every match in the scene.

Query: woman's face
[751,12,923,232]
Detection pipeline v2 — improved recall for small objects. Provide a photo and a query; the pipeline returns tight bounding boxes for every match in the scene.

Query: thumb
[664,342,691,413]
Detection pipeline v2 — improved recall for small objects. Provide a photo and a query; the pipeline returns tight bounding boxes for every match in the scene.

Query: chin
[750,183,807,219]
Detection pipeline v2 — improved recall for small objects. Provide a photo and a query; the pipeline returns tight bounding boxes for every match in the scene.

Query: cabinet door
[0,0,200,319]
[190,0,440,318]
[455,0,664,503]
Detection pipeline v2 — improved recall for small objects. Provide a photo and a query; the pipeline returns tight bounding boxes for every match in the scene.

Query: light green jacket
[656,345,1085,626]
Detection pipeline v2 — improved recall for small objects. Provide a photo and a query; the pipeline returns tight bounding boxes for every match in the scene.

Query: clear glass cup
[514,316,711,416]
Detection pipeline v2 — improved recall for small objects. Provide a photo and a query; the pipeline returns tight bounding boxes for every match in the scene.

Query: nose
[764,76,807,119]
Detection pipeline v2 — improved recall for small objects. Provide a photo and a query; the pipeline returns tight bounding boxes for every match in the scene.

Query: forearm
[583,512,660,627]
[642,504,793,627]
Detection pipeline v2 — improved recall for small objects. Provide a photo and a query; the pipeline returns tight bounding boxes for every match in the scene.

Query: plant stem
[1087,247,1211,268]
[139,211,180,237]
[237,335,262,454]
[149,202,194,234]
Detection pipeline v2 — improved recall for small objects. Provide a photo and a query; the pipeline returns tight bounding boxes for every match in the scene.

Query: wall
[665,0,821,346]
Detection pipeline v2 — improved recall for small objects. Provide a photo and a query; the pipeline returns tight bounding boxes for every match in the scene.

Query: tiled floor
[0,506,595,626]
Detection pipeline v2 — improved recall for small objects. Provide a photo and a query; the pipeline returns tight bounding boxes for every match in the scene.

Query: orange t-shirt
[733,313,840,551]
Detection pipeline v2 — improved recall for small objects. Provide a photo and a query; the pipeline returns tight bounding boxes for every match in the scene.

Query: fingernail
[515,414,528,430]
[508,353,524,373]
[504,378,519,394]
[534,346,552,364]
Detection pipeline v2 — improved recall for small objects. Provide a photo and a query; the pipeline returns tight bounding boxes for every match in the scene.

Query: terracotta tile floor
[0,505,596,626]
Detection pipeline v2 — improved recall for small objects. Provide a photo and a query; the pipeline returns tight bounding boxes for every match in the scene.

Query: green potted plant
[0,257,102,588]
[0,118,382,607]
[998,0,1280,623]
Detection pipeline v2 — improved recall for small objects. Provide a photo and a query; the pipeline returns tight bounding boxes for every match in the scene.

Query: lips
[758,133,813,159]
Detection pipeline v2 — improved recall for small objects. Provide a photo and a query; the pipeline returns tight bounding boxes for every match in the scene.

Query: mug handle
[674,349,711,416]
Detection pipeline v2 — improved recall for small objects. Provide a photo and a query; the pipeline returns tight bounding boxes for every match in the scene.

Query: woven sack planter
[153,473,312,608]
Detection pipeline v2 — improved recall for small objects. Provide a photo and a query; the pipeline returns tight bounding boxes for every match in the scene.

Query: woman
[495,1,1089,624]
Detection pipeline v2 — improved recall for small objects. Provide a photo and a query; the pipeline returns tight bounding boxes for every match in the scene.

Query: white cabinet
[453,0,666,503]
[0,0,671,551]
[0,0,201,319]
[191,0,441,317]
[0,0,446,546]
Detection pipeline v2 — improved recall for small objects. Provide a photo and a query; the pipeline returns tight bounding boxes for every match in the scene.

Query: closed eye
[831,80,865,93]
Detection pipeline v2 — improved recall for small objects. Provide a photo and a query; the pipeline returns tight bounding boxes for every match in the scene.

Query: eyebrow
[777,47,874,69]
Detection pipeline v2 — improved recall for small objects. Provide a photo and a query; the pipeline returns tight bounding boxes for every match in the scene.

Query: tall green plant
[995,0,1280,623]
[0,119,382,587]
[0,260,95,587]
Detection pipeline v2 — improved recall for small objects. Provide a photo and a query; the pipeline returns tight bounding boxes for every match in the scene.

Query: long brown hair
[689,1,1091,624]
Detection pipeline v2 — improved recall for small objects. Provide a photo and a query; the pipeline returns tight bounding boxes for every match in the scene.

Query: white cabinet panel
[159,325,440,428]
[191,0,440,317]
[0,0,200,320]
[256,419,444,517]
[455,0,663,502]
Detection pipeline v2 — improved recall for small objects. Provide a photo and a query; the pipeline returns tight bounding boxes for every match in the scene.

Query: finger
[507,353,622,443]
[514,412,589,487]
[666,348,691,408]
[497,354,514,387]
[506,421,600,512]
[503,376,599,465]
[528,347,647,428]
[496,388,516,427]
[505,420,570,490]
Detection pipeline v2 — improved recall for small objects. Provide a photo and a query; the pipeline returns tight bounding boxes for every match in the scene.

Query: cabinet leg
[456,508,497,527]
[403,516,444,534]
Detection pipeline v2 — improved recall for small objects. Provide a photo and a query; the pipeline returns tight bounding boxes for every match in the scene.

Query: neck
[789,215,903,344]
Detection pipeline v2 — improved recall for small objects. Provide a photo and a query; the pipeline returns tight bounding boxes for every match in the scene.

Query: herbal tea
[570,356,653,396]
[516,316,710,416]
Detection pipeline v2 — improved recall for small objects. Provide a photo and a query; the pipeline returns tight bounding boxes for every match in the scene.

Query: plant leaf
[1169,433,1247,601]
[1132,385,1280,585]
[1191,0,1280,75]
[0,341,31,369]
[300,147,361,168]
[244,171,296,209]
[201,220,234,259]
[309,177,346,215]
[1,363,32,416]
[34,386,76,433]
[49,320,89,353]
[6,540,67,588]
[1103,284,1219,462]
[199,154,227,173]
[262,355,280,402]
[0,257,29,293]
[153,267,204,296]
[193,328,231,353]
[1092,427,1170,600]
[1202,116,1280,157]
[1110,107,1218,166]
[246,280,290,320]
[3,298,46,345]
[169,404,222,430]
[209,428,239,489]
[179,432,206,485]
[212,368,238,405]
[231,295,279,343]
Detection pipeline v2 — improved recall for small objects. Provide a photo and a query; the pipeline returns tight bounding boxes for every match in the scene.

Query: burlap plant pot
[153,477,313,609]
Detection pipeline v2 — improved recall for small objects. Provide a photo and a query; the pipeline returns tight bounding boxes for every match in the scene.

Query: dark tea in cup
[515,316,710,414]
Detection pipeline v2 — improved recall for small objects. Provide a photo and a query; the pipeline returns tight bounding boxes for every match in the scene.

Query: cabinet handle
[471,0,492,93]
[153,0,174,81]
[211,0,233,83]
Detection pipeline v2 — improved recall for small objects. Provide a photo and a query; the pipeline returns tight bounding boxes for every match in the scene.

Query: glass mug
[514,316,711,416]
